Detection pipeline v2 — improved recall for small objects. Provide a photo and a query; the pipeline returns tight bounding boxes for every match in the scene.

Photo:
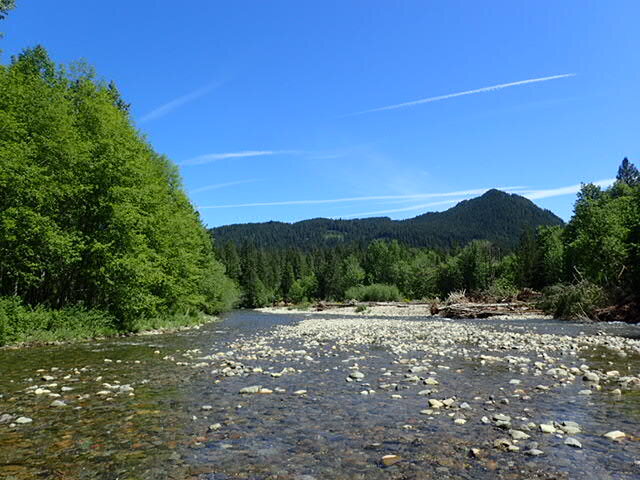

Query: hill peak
[211,190,563,250]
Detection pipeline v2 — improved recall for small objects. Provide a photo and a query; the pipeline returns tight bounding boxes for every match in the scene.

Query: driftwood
[435,302,543,319]
[309,300,545,319]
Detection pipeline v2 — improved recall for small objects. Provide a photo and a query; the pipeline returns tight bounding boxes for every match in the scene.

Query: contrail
[347,73,576,116]
[342,199,461,218]
[522,178,615,200]
[197,186,526,209]
[181,150,300,166]
[139,81,222,123]
[189,179,260,194]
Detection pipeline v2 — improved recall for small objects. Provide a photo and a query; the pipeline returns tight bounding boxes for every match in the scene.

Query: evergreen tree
[617,158,640,187]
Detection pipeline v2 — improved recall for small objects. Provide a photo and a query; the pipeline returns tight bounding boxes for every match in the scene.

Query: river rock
[526,448,544,456]
[564,437,582,448]
[0,414,14,424]
[540,423,556,434]
[428,399,444,409]
[583,371,599,383]
[381,454,401,466]
[50,400,67,407]
[239,385,262,394]
[603,430,625,440]
[15,417,32,424]
[509,429,530,440]
[349,371,365,380]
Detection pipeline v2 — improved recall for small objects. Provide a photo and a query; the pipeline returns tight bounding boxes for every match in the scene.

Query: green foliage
[355,304,368,313]
[345,284,401,302]
[617,157,640,187]
[484,277,519,301]
[538,282,608,320]
[288,274,317,304]
[0,0,15,21]
[0,296,117,345]
[0,46,236,341]
[564,179,637,290]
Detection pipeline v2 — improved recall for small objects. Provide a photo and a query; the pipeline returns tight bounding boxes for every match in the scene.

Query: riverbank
[0,309,216,349]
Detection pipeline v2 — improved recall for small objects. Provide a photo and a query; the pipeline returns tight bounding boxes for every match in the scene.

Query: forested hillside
[212,190,563,250]
[217,160,640,323]
[0,44,237,344]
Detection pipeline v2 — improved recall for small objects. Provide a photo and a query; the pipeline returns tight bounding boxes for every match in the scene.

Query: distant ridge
[211,189,564,250]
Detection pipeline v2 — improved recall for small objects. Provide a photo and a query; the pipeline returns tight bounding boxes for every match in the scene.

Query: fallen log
[435,302,544,319]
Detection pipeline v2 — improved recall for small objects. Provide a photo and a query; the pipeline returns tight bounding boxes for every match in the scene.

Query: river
[1,309,639,479]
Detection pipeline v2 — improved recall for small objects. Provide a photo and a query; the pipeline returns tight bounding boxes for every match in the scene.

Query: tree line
[217,159,640,320]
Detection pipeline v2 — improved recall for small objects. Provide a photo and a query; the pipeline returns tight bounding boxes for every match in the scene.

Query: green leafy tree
[339,254,365,294]
[0,46,237,330]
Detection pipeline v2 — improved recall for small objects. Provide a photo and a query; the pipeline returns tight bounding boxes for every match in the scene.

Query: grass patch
[0,297,214,347]
[355,304,368,313]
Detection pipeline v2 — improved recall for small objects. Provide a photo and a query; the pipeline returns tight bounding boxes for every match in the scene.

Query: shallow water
[0,311,639,479]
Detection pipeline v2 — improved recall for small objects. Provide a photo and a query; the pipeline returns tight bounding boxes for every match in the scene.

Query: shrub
[445,290,468,305]
[483,278,519,301]
[0,297,117,345]
[355,304,368,313]
[538,282,609,320]
[345,284,401,302]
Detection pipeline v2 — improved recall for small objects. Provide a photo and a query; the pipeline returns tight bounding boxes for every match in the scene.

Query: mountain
[211,189,564,250]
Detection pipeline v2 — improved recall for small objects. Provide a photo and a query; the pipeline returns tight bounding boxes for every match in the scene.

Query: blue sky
[3,1,639,226]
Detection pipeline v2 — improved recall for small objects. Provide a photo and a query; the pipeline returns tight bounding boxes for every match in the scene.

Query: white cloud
[189,179,260,194]
[347,73,576,116]
[139,82,221,123]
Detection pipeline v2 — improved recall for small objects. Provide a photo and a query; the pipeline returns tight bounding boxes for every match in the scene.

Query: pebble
[50,400,67,407]
[15,417,32,424]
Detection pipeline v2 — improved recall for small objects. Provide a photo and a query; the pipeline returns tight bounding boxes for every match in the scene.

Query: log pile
[435,302,544,319]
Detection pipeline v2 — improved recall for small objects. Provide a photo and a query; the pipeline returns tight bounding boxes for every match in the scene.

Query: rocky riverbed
[1,310,639,479]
